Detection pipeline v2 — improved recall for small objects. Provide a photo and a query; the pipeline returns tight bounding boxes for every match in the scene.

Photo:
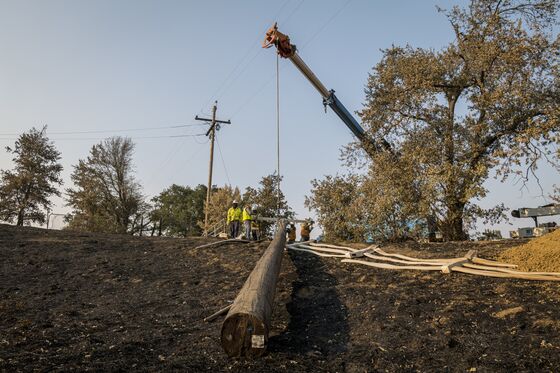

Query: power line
[300,0,352,49]
[280,0,306,28]
[200,0,305,112]
[200,0,291,111]
[0,123,204,137]
[229,0,351,120]
[216,136,232,186]
[213,0,306,106]
[0,134,206,141]
[143,136,208,192]
[230,64,288,119]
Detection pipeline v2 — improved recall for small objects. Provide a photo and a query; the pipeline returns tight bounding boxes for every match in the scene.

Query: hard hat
[232,200,238,204]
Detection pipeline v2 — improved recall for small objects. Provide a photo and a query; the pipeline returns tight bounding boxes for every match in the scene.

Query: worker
[300,220,314,242]
[226,200,242,238]
[287,223,296,243]
[250,205,260,240]
[242,205,253,240]
[251,220,260,240]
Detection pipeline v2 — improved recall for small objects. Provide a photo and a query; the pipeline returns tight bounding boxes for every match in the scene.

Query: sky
[0,0,558,235]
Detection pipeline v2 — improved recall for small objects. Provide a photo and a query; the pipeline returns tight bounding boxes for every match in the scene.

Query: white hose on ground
[309,242,358,252]
[463,263,560,277]
[288,241,557,281]
[286,246,347,258]
[290,243,349,255]
[341,259,444,271]
[363,253,447,266]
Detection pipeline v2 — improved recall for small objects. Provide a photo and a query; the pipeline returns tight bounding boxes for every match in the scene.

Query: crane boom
[263,23,378,151]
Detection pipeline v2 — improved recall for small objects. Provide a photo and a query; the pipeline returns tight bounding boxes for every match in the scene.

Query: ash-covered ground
[1,224,559,372]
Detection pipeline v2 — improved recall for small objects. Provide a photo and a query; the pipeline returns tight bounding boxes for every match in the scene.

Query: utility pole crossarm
[195,115,232,136]
[195,115,231,124]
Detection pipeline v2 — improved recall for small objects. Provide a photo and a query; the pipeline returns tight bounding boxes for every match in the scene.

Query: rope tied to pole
[276,49,281,219]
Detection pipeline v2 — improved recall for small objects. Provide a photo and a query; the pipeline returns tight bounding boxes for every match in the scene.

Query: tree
[66,137,144,234]
[242,173,293,237]
[150,184,207,237]
[312,0,559,241]
[200,174,293,238]
[0,127,63,226]
[306,156,429,242]
[305,174,363,241]
[201,185,241,235]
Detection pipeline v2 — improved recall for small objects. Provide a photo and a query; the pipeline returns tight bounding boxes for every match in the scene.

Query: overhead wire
[216,137,232,186]
[229,0,351,120]
[0,123,204,137]
[143,136,208,192]
[300,0,352,49]
[201,0,306,114]
[141,116,214,188]
[278,0,306,29]
[200,0,293,111]
[215,0,305,103]
[0,134,206,141]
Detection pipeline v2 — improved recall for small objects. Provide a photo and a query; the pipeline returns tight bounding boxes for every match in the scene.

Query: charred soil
[1,224,560,372]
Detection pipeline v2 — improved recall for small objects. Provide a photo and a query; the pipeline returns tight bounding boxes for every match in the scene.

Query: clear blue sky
[0,0,557,234]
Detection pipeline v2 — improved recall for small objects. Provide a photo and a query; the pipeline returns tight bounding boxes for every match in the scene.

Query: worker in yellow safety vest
[242,205,253,240]
[227,200,242,238]
[300,220,314,242]
[287,223,296,243]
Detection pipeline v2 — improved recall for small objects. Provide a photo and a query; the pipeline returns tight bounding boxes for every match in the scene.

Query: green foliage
[305,174,362,241]
[66,137,144,234]
[242,173,293,237]
[201,184,241,234]
[200,174,293,237]
[0,127,63,226]
[150,184,206,237]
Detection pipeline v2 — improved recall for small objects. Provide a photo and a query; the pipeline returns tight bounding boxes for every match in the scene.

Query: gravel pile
[499,229,560,272]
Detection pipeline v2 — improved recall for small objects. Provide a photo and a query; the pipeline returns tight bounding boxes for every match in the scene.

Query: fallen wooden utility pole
[221,219,287,358]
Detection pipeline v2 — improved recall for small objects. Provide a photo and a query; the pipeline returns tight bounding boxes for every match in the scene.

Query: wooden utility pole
[221,219,287,357]
[195,101,231,236]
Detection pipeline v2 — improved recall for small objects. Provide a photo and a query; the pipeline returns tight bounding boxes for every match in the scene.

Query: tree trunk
[443,201,467,241]
[16,209,24,226]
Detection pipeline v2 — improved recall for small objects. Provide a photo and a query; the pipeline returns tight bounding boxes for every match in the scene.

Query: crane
[511,203,560,227]
[262,23,391,156]
[508,204,559,238]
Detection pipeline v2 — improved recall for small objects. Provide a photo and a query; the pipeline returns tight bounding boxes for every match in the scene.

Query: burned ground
[1,224,560,372]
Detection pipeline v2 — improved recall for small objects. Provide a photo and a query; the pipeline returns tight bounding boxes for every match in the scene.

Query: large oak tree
[310,0,559,241]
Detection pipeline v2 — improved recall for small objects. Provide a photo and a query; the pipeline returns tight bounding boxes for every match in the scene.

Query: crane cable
[276,52,281,219]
